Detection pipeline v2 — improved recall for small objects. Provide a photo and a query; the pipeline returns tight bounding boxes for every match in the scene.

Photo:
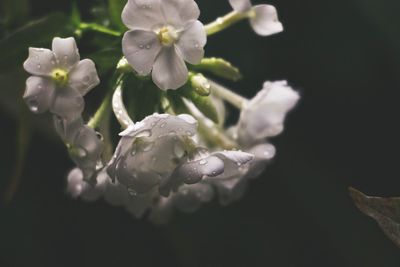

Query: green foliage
[108,0,128,31]
[0,12,71,73]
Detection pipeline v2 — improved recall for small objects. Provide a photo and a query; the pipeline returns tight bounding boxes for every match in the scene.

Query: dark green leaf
[89,47,121,75]
[0,12,71,73]
[108,0,128,31]
[350,187,400,249]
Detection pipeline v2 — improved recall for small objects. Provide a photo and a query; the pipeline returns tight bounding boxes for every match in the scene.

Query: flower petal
[245,143,276,179]
[120,113,197,140]
[50,87,85,121]
[52,37,80,70]
[214,178,248,205]
[238,81,299,145]
[152,46,188,90]
[159,155,224,197]
[23,48,56,76]
[121,0,165,30]
[174,183,214,213]
[68,59,100,95]
[229,0,252,12]
[212,150,254,180]
[53,116,84,143]
[122,30,162,75]
[249,5,283,36]
[23,76,56,113]
[160,0,200,27]
[176,20,206,65]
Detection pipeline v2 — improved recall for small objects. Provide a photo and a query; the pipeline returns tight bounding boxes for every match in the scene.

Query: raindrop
[77,148,87,158]
[217,17,224,25]
[131,144,137,156]
[136,130,152,138]
[142,142,154,152]
[173,142,185,158]
[145,44,151,49]
[128,187,137,196]
[96,132,104,141]
[199,159,207,165]
[28,99,39,112]
[139,44,144,49]
[185,130,193,136]
[160,122,167,128]
[37,84,43,89]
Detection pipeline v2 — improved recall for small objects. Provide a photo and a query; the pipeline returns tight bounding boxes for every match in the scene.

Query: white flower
[55,117,103,180]
[107,113,199,195]
[237,81,300,147]
[23,37,100,120]
[121,0,207,90]
[228,0,283,36]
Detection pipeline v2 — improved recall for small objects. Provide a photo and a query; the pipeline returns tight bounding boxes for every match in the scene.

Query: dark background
[1,0,400,266]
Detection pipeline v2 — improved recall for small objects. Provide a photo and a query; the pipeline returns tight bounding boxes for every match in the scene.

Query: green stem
[205,11,248,36]
[79,23,121,37]
[208,80,248,110]
[88,91,112,129]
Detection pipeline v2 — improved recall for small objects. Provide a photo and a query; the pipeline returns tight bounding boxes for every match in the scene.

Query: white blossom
[229,0,283,36]
[23,37,100,120]
[237,81,300,147]
[121,0,207,90]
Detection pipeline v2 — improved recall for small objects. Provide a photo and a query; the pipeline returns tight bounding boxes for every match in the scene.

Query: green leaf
[89,47,122,75]
[108,0,128,31]
[190,57,242,81]
[349,187,400,249]
[0,12,71,73]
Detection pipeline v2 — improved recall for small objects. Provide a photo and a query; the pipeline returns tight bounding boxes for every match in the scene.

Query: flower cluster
[23,37,103,181]
[23,0,299,223]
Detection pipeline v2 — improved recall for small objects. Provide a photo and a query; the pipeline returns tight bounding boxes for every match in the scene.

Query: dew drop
[185,130,193,136]
[37,64,41,69]
[96,132,104,141]
[136,130,152,138]
[145,44,151,49]
[77,148,87,158]
[131,144,137,156]
[139,44,144,49]
[128,187,138,196]
[199,159,207,165]
[37,84,43,89]
[28,98,39,112]
[217,17,224,25]
[173,142,185,158]
[160,122,167,128]
[142,142,154,152]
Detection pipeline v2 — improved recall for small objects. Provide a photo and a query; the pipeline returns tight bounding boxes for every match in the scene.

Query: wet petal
[53,116,84,143]
[212,150,254,179]
[119,113,197,140]
[68,59,100,95]
[174,183,214,213]
[161,0,200,27]
[122,30,162,75]
[250,5,283,36]
[23,48,56,76]
[152,46,188,90]
[245,143,276,179]
[52,37,80,70]
[67,168,88,198]
[24,76,56,113]
[159,155,224,197]
[229,0,252,12]
[50,87,85,121]
[176,20,206,64]
[238,81,299,145]
[122,0,165,30]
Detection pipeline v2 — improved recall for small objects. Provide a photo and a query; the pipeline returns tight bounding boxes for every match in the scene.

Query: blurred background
[1,0,400,266]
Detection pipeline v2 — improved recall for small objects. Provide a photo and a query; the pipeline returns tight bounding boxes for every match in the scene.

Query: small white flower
[23,37,100,120]
[107,113,199,195]
[237,81,300,147]
[229,0,283,36]
[55,117,103,180]
[121,0,207,90]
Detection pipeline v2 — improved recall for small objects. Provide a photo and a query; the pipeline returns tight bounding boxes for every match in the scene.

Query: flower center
[51,68,68,86]
[157,26,178,46]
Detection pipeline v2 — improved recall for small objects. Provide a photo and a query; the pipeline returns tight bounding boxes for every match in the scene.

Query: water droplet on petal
[146,44,151,49]
[199,159,207,165]
[37,84,42,89]
[160,122,167,128]
[51,60,56,65]
[173,142,185,158]
[139,44,144,49]
[77,148,87,158]
[131,144,137,156]
[142,142,154,152]
[37,64,41,69]
[128,187,137,196]
[96,132,104,140]
[136,130,152,138]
